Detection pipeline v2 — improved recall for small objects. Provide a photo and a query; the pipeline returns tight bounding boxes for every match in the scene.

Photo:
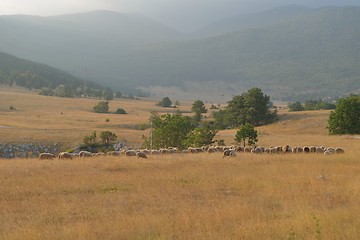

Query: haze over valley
[1,1,360,101]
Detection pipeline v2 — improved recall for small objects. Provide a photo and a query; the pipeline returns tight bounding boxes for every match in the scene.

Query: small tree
[184,122,217,147]
[103,88,114,101]
[157,97,172,108]
[83,131,97,145]
[288,102,304,111]
[93,101,109,113]
[328,95,360,135]
[191,100,207,123]
[235,123,258,147]
[100,131,117,144]
[114,108,126,114]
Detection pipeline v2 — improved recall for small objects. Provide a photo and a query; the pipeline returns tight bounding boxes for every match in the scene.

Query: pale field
[1,86,360,239]
[0,86,193,148]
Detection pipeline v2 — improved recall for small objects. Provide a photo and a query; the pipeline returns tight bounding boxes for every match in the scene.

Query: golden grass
[1,150,360,239]
[1,86,360,239]
[0,86,192,147]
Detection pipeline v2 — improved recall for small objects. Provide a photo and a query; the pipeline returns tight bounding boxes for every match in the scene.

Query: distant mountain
[0,7,359,101]
[194,5,315,37]
[0,10,183,91]
[0,51,103,96]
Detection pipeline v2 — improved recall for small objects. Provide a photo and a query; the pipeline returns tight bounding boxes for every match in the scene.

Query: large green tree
[184,122,217,148]
[146,113,195,149]
[328,95,360,135]
[215,87,276,128]
[191,100,207,123]
[235,123,258,147]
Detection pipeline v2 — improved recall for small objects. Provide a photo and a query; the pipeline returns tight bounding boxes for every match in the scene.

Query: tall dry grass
[1,86,360,239]
[0,149,360,239]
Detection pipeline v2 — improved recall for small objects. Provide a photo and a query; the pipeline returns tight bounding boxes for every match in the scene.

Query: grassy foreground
[1,150,360,239]
[1,86,360,239]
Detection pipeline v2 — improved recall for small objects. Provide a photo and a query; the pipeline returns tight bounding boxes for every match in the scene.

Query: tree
[103,88,114,101]
[83,131,97,145]
[288,102,304,111]
[114,108,126,114]
[214,87,276,128]
[327,95,360,135]
[93,101,109,113]
[157,97,172,108]
[235,123,258,147]
[184,122,218,147]
[100,131,117,144]
[143,113,194,150]
[191,100,207,123]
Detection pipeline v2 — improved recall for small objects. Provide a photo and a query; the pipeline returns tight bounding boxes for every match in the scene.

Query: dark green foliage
[328,95,360,135]
[103,88,114,101]
[184,122,218,148]
[114,108,126,114]
[235,123,258,147]
[214,88,277,128]
[191,100,207,123]
[304,100,336,110]
[0,52,106,98]
[288,101,305,111]
[157,97,172,108]
[288,99,336,111]
[100,131,117,144]
[144,113,195,150]
[83,131,97,145]
[115,91,122,98]
[93,101,109,113]
[81,131,117,152]
[1,8,360,100]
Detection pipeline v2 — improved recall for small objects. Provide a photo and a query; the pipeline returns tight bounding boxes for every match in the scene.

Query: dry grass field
[1,86,360,239]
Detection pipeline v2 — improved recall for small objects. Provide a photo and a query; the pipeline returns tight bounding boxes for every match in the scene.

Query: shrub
[93,101,109,113]
[114,108,126,114]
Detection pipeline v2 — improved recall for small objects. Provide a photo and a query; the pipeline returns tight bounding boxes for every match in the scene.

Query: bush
[93,101,109,113]
[328,95,360,135]
[157,97,172,108]
[114,108,126,114]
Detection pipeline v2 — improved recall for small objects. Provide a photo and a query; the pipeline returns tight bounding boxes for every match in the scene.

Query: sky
[1,0,360,32]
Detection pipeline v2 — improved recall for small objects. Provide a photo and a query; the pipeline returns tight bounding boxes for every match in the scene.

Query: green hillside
[0,51,104,97]
[0,7,359,100]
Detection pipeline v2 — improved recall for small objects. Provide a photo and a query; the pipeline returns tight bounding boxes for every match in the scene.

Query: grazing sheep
[223,149,236,158]
[236,146,244,152]
[125,150,137,156]
[39,153,55,160]
[136,152,148,159]
[244,146,253,153]
[187,147,198,153]
[107,151,121,156]
[151,150,160,155]
[303,146,310,153]
[316,147,325,154]
[282,145,292,153]
[252,147,263,154]
[58,152,73,160]
[207,146,218,153]
[309,146,317,153]
[79,151,92,157]
[95,152,105,157]
[335,147,345,154]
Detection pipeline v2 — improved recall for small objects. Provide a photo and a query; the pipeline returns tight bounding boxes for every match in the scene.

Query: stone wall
[0,143,60,159]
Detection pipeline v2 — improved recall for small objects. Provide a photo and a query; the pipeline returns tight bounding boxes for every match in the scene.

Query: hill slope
[0,7,359,100]
[0,51,102,94]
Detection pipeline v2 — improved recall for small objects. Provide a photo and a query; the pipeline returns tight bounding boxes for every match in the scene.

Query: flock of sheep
[38,145,345,160]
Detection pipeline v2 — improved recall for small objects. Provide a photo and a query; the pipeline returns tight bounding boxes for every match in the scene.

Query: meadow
[0,86,359,239]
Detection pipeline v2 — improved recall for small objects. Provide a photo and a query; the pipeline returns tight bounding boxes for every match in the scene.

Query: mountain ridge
[0,6,359,101]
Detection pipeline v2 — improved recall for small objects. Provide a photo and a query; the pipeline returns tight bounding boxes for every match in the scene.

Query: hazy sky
[1,0,360,32]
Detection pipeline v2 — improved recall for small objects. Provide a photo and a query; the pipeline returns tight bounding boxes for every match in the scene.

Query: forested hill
[0,51,104,97]
[0,7,359,100]
[122,6,360,100]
